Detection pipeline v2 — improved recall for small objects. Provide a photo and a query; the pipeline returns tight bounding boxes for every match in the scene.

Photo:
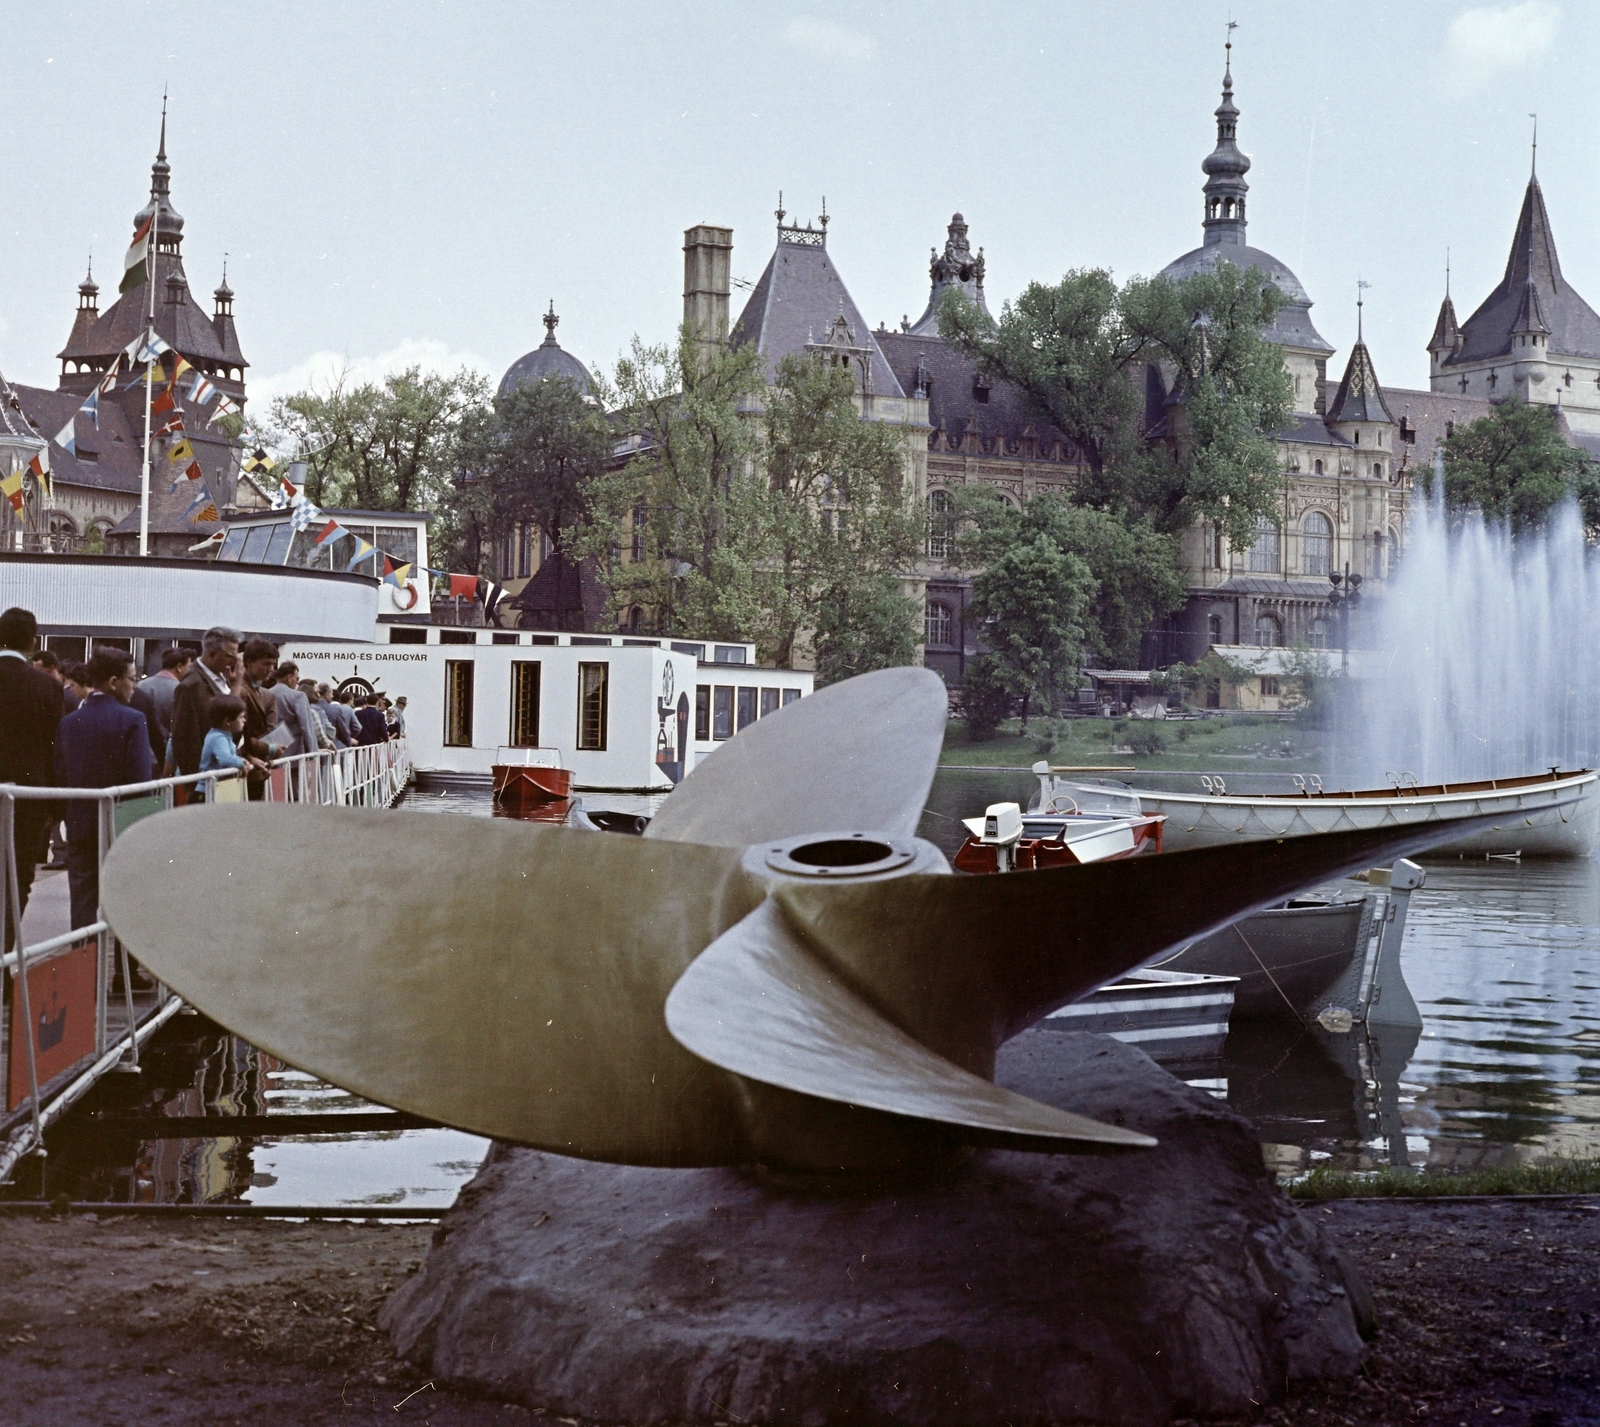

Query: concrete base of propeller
[381,1033,1371,1427]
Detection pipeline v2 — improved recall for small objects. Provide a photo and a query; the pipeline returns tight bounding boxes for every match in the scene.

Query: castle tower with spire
[1429,161,1600,430]
[56,106,248,408]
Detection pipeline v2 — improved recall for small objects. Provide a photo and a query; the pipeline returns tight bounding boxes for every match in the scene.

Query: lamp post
[1326,563,1362,676]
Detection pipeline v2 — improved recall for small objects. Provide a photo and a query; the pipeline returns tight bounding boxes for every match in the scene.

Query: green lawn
[939,714,1328,774]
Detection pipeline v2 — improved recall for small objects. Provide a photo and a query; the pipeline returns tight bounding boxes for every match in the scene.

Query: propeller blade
[665,898,1155,1152]
[645,665,949,848]
[775,807,1551,1075]
[101,805,764,1167]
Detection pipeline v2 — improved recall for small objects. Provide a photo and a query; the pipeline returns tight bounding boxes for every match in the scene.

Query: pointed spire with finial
[1530,112,1537,177]
[136,88,184,255]
[1201,21,1250,249]
[78,255,99,314]
[541,301,560,346]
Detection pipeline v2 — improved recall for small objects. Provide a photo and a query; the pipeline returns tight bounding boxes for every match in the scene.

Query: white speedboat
[1030,764,1600,859]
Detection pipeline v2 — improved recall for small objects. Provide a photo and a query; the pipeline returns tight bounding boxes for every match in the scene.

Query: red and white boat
[491,747,572,807]
[952,800,1164,874]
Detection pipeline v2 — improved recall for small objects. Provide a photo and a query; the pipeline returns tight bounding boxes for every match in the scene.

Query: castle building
[0,114,251,558]
[1427,168,1600,449]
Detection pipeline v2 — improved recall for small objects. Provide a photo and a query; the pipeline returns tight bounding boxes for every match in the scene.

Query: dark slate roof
[875,332,1078,460]
[1325,341,1395,425]
[498,308,594,401]
[1383,387,1496,471]
[1161,243,1333,353]
[506,549,608,632]
[1212,575,1330,597]
[1447,177,1600,364]
[731,225,903,397]
[1428,295,1459,352]
[1277,412,1351,449]
[7,382,142,495]
[59,252,247,377]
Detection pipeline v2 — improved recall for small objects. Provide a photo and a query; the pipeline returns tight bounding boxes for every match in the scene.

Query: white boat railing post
[3,793,44,1161]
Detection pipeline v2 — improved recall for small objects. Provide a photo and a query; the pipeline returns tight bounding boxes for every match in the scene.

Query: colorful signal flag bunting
[53,416,77,456]
[346,536,375,570]
[448,573,479,599]
[1,467,24,513]
[29,447,50,500]
[382,559,412,588]
[314,519,348,547]
[167,438,195,464]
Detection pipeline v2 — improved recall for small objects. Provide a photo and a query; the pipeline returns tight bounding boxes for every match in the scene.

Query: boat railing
[0,736,411,1185]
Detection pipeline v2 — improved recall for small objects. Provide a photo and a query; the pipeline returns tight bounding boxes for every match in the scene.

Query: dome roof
[498,304,593,401]
[1161,243,1331,354]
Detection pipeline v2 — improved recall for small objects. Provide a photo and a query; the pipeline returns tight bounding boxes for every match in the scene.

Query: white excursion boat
[1029,764,1600,859]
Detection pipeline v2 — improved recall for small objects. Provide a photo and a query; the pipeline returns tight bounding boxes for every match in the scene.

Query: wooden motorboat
[491,747,572,806]
[951,800,1164,873]
[1031,764,1600,859]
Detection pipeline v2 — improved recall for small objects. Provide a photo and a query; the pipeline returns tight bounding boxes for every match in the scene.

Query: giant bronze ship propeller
[102,667,1508,1174]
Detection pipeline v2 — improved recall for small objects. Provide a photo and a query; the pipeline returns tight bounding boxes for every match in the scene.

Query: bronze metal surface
[644,665,948,847]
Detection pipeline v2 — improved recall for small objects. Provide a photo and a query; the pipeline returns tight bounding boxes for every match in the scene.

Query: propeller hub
[757,831,935,881]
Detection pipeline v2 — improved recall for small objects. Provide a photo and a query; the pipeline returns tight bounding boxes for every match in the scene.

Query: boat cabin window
[510,662,542,747]
[440,630,476,645]
[577,663,609,750]
[782,688,801,706]
[492,632,519,645]
[444,660,475,748]
[264,523,295,565]
[713,645,746,665]
[389,627,427,644]
[737,688,757,732]
[240,525,274,564]
[674,642,707,661]
[216,527,248,561]
[695,685,710,740]
[760,688,780,717]
[712,687,733,740]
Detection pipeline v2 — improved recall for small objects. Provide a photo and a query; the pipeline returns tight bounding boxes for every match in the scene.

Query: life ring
[392,580,419,611]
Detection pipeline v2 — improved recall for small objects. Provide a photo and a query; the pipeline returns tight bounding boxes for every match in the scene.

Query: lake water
[11,770,1598,1206]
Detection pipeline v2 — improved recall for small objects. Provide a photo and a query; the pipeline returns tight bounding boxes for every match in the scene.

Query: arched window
[1254,612,1284,647]
[1301,510,1333,577]
[1313,459,1324,475]
[1247,514,1280,574]
[1207,613,1223,646]
[924,599,953,648]
[626,606,643,633]
[925,489,952,560]
[1372,462,1383,479]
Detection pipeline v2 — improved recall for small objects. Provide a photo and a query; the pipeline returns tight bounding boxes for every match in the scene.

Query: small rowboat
[1032,764,1600,859]
[491,747,572,807]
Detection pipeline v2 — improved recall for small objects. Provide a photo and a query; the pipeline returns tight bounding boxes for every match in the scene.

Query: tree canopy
[580,332,921,674]
[939,261,1294,547]
[1433,397,1600,536]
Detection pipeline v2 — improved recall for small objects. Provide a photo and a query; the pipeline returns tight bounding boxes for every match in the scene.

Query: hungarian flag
[29,447,51,500]
[1,468,24,513]
[151,387,176,416]
[120,215,154,294]
[167,438,195,464]
[448,573,479,599]
[314,518,348,547]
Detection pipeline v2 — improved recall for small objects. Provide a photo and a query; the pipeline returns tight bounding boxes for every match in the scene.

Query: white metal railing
[0,735,410,1183]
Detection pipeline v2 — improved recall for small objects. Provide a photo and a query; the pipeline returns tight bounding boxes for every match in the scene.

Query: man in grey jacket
[270,662,322,757]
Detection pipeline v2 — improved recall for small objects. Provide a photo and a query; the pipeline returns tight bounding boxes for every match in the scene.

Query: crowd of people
[0,606,406,939]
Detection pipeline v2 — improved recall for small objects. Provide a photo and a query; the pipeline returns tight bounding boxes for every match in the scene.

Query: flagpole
[139,204,159,557]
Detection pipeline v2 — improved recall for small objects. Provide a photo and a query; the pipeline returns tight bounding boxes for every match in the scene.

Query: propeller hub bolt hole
[789,839,894,867]
[758,832,922,880]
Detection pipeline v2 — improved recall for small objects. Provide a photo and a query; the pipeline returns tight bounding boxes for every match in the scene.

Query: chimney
[683,225,733,356]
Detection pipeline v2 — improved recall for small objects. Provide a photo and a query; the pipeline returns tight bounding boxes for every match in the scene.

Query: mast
[139,93,168,558]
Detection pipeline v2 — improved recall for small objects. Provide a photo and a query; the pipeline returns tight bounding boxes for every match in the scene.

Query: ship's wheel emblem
[661,663,675,704]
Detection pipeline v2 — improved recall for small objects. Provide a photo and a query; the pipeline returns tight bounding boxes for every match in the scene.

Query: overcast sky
[3,2,1595,408]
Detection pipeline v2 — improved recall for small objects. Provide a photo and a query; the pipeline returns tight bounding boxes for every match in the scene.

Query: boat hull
[1137,771,1599,859]
[1156,900,1369,1021]
[492,765,573,805]
[1040,970,1237,1062]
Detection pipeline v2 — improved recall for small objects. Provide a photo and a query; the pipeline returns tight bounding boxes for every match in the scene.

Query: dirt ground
[1,1199,1597,1426]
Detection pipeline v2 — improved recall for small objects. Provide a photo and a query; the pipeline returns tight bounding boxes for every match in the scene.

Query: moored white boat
[1031,765,1600,859]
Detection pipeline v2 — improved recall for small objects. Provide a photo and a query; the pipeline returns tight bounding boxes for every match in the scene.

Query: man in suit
[0,607,64,944]
[238,640,281,800]
[137,646,191,755]
[270,661,320,757]
[55,647,153,929]
[354,694,390,746]
[170,627,245,780]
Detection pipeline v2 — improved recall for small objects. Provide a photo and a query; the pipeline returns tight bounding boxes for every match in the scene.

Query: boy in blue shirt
[200,695,269,784]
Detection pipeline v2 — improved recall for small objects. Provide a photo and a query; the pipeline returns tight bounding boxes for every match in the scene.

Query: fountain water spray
[1335,484,1600,784]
